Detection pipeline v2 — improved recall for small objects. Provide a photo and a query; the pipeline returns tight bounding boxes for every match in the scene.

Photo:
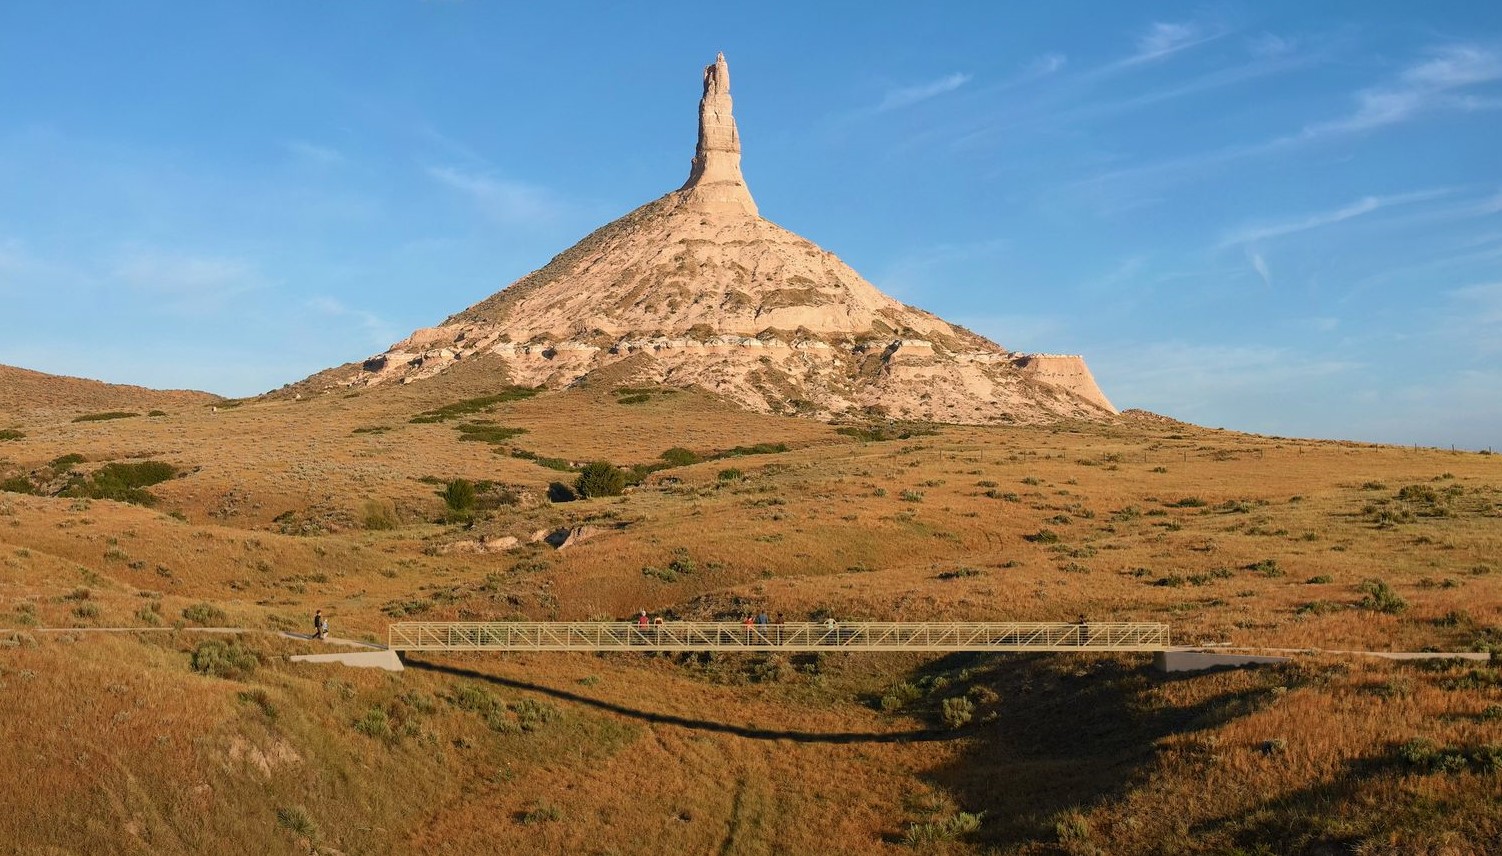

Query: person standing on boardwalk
[1075,613,1088,646]
[742,614,755,644]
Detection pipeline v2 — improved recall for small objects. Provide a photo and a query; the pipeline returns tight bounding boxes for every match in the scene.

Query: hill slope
[296,55,1114,423]
[0,363,219,417]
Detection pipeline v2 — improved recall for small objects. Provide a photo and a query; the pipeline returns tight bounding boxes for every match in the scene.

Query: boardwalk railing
[387,622,1170,653]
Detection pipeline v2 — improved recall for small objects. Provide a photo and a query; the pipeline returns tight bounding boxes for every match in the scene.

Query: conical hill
[307,54,1115,423]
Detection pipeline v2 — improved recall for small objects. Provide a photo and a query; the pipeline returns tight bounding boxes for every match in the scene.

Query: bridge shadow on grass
[404,656,956,745]
[915,652,1288,847]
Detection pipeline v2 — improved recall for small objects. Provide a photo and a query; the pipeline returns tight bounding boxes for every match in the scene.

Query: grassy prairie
[0,376,1498,854]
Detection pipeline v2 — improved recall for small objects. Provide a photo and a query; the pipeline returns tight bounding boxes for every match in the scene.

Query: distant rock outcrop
[307,55,1115,423]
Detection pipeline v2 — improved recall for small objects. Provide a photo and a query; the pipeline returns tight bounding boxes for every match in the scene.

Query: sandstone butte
[304,53,1117,424]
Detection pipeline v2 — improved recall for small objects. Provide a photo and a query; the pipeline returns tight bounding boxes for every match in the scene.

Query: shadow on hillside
[1194,746,1497,851]
[916,653,1281,847]
[405,657,957,745]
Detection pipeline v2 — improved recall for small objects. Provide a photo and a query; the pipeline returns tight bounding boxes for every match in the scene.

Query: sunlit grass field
[1,375,1497,854]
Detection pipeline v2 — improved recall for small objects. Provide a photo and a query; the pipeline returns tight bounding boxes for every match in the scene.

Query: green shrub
[718,443,788,458]
[147,410,167,417]
[443,478,476,512]
[1357,578,1408,614]
[353,707,393,740]
[0,429,23,441]
[190,639,258,679]
[660,447,701,467]
[576,461,626,498]
[0,476,34,495]
[275,806,318,841]
[181,602,227,625]
[616,393,651,405]
[880,682,922,711]
[1171,497,1207,507]
[903,812,984,846]
[1024,529,1061,544]
[62,460,177,505]
[71,411,139,423]
[238,688,278,720]
[717,467,743,482]
[547,481,578,503]
[362,499,400,530]
[1397,484,1440,504]
[455,422,526,444]
[408,388,540,423]
[50,453,86,471]
[941,696,975,728]
[1245,558,1284,578]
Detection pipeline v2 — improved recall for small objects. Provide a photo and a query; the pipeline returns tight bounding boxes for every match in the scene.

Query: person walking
[312,609,325,640]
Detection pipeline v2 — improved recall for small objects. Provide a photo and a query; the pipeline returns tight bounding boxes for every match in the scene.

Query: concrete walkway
[0,625,401,670]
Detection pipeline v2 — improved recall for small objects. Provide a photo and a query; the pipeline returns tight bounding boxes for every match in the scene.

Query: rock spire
[679,52,758,216]
[301,53,1119,425]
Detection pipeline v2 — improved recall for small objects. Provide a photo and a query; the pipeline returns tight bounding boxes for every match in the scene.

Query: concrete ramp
[290,649,403,672]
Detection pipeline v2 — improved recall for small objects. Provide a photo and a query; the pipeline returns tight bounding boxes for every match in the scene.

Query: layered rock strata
[316,55,1115,423]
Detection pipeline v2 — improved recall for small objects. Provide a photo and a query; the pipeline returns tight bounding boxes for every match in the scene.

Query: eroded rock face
[313,55,1116,423]
[680,52,757,217]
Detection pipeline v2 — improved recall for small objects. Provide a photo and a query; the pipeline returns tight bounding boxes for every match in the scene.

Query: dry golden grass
[1,370,1499,854]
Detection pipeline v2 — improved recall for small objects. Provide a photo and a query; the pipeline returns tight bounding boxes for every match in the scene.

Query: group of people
[628,610,842,645]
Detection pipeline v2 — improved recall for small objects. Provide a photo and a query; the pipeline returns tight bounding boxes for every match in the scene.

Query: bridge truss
[387,621,1170,653]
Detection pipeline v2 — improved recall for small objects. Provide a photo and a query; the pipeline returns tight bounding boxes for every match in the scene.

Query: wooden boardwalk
[387,621,1171,653]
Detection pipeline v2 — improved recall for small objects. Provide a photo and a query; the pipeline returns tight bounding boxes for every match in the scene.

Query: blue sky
[2,2,1499,448]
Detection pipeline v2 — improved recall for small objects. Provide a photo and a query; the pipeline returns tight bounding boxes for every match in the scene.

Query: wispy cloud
[1248,250,1272,287]
[1117,21,1228,68]
[875,238,1009,299]
[953,313,1066,353]
[306,296,396,348]
[1435,281,1502,355]
[1081,255,1148,294]
[1217,188,1455,247]
[877,72,973,112]
[284,140,347,167]
[1248,33,1297,59]
[1298,44,1502,138]
[1094,340,1361,422]
[1075,44,1502,192]
[426,165,563,224]
[1027,53,1068,77]
[112,248,261,312]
